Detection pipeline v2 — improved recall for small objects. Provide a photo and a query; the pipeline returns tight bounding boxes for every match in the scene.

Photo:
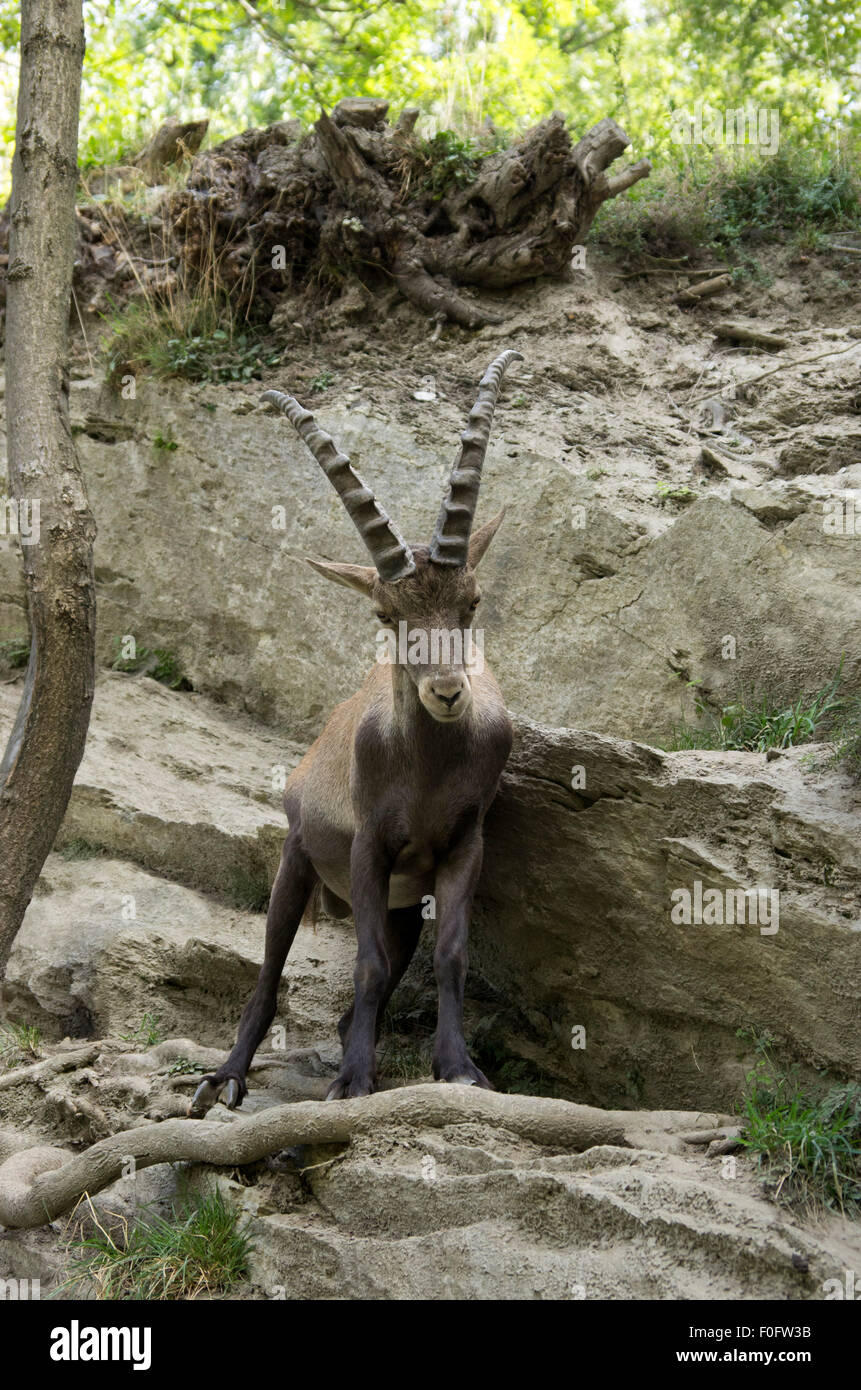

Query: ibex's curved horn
[429,350,523,568]
[262,390,416,582]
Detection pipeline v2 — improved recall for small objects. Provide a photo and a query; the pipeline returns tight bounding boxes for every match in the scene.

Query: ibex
[191,350,522,1113]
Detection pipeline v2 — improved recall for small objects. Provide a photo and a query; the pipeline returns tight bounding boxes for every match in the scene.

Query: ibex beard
[190,350,522,1113]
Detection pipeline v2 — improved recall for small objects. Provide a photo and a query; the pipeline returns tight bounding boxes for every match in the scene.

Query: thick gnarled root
[0,1083,733,1230]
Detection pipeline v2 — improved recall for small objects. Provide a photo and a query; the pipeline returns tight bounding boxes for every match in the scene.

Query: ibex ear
[468,508,506,568]
[306,558,377,597]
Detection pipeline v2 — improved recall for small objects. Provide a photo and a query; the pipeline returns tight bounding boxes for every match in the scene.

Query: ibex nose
[435,688,461,709]
[430,678,465,708]
[421,673,472,721]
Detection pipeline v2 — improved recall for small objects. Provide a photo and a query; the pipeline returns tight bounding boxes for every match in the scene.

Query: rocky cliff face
[1,248,859,1298]
[476,717,860,1110]
[1,674,859,1300]
[2,255,859,742]
[1,690,858,1298]
[3,1030,858,1301]
[2,677,857,1113]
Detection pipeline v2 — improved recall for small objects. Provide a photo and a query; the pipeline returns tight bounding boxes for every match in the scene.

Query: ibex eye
[375,611,389,622]
[470,597,481,609]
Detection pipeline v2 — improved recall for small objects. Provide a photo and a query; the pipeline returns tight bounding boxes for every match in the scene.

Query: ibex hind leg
[334,905,424,1073]
[189,830,317,1117]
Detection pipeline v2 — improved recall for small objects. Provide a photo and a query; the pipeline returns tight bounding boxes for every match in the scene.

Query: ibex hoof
[223,1079,242,1109]
[188,1073,247,1118]
[325,1070,376,1101]
[434,1058,494,1090]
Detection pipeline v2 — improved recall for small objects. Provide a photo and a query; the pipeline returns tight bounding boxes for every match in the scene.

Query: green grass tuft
[66,1189,251,1300]
[821,697,861,782]
[0,1022,43,1069]
[665,665,846,753]
[58,838,108,861]
[102,300,281,387]
[377,1033,433,1082]
[152,429,178,451]
[0,638,30,670]
[225,864,272,913]
[120,1012,164,1048]
[594,144,861,260]
[738,1037,861,1216]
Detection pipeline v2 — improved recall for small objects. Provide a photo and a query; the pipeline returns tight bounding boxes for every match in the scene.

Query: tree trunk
[0,0,95,977]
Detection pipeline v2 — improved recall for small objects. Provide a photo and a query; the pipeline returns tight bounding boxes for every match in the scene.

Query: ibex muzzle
[190,351,521,1112]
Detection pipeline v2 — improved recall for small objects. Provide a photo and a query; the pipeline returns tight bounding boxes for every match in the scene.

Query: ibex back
[190,350,521,1112]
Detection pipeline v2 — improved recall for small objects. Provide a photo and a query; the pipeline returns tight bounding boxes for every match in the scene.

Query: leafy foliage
[155,330,281,384]
[103,301,281,386]
[666,666,846,753]
[166,1056,207,1076]
[398,128,498,199]
[111,637,191,691]
[655,481,697,507]
[594,145,861,257]
[1,2,858,199]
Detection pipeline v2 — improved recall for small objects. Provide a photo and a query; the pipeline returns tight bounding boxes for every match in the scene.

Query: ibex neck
[390,663,426,735]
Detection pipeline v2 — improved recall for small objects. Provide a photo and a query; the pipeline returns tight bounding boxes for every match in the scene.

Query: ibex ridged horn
[262,390,416,582]
[429,349,523,568]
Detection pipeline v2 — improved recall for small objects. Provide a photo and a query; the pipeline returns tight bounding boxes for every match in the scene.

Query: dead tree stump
[170,99,651,326]
[0,100,650,334]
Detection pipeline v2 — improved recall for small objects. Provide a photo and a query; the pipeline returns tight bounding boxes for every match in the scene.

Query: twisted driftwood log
[0,1044,100,1092]
[1,100,650,332]
[0,1083,729,1229]
[173,101,651,327]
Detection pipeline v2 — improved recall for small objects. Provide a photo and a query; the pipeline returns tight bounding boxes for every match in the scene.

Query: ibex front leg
[327,831,391,1100]
[432,822,492,1089]
[190,829,316,1116]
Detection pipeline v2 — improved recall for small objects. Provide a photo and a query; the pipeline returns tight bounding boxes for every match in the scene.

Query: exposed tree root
[0,1082,731,1229]
[134,117,209,180]
[171,103,651,327]
[1,99,651,333]
[0,1044,100,1092]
